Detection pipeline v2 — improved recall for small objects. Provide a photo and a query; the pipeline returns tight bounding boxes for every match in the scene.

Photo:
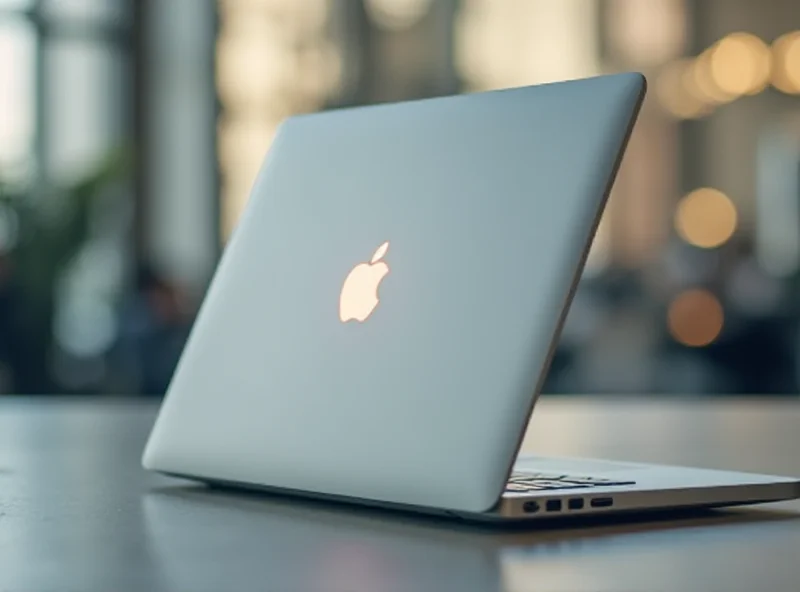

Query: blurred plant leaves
[0,148,131,390]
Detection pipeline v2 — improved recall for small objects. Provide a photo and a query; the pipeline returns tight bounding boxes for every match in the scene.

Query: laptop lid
[143,72,646,514]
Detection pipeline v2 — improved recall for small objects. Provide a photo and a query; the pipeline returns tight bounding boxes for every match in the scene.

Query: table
[1,396,799,592]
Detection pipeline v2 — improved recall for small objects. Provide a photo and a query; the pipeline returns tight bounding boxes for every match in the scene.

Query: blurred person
[116,265,192,396]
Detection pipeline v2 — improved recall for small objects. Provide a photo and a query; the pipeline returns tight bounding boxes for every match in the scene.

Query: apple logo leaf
[371,241,389,264]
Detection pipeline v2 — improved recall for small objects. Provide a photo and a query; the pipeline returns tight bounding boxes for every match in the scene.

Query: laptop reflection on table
[142,486,800,592]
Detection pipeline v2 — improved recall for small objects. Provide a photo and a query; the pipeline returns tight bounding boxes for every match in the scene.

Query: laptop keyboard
[506,472,636,493]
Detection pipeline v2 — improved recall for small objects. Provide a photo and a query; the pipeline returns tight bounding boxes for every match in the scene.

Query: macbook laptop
[143,72,800,521]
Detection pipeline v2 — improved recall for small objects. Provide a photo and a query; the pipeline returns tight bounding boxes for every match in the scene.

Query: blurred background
[0,0,799,396]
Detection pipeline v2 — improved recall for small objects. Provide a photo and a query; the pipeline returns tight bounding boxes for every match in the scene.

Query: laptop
[143,72,800,521]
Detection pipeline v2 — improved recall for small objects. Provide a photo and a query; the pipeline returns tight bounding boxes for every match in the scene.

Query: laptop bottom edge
[152,469,799,526]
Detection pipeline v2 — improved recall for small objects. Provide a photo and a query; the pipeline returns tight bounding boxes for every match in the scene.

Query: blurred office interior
[0,0,799,396]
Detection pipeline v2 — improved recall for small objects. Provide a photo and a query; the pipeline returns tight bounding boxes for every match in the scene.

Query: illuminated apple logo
[339,241,390,323]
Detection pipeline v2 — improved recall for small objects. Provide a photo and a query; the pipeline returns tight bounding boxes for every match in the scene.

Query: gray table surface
[1,396,799,592]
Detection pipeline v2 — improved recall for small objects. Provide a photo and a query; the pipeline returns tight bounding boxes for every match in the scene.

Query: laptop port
[590,497,613,508]
[545,499,562,512]
[522,501,540,513]
[568,497,584,510]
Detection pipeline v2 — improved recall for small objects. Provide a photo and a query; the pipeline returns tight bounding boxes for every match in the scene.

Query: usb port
[523,501,540,513]
[545,499,562,512]
[568,498,584,510]
[590,497,613,508]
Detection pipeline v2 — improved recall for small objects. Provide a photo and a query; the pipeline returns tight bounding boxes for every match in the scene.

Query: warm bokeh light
[657,33,774,117]
[675,188,738,249]
[216,23,293,110]
[217,117,277,180]
[217,115,277,236]
[217,0,329,33]
[454,0,600,91]
[668,289,724,347]
[294,41,343,99]
[771,31,800,94]
[364,0,432,30]
[708,32,771,96]
[605,0,686,67]
[656,60,714,119]
[216,0,336,240]
[688,49,737,104]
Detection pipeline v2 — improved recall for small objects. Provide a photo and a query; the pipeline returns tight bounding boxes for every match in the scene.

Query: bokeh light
[216,22,293,110]
[771,31,800,94]
[668,289,724,347]
[656,59,714,119]
[454,0,601,92]
[364,0,432,31]
[675,188,738,249]
[216,0,335,239]
[605,0,686,67]
[689,49,737,104]
[708,32,771,96]
[217,115,277,236]
[217,0,329,34]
